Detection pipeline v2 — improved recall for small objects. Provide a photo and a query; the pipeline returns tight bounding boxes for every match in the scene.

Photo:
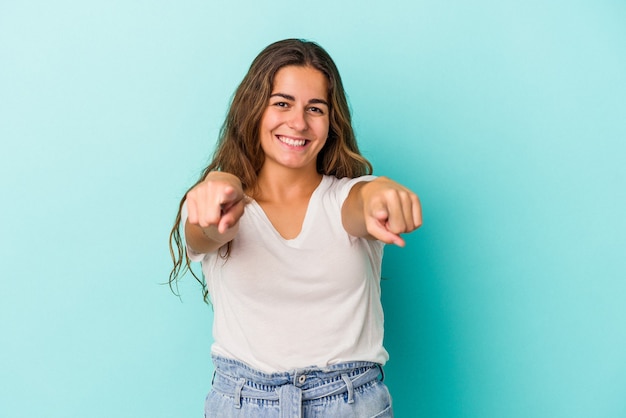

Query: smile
[277,135,308,147]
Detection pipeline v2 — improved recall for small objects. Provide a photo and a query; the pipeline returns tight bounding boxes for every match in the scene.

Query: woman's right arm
[184,172,245,254]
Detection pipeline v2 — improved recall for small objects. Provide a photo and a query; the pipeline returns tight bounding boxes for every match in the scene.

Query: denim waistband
[211,356,384,416]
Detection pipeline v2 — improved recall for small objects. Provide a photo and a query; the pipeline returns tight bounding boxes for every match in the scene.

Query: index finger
[219,186,243,211]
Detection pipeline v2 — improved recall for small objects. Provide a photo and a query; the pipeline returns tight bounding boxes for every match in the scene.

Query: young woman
[169,39,421,418]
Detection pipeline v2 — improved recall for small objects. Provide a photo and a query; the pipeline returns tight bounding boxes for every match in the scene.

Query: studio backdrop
[1,1,625,417]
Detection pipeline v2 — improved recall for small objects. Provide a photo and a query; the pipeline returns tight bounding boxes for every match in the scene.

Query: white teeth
[278,136,306,147]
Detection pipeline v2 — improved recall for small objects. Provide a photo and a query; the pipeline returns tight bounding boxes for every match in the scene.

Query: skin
[185,65,421,253]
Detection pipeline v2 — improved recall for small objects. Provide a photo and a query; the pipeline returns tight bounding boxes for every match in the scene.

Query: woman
[169,39,421,417]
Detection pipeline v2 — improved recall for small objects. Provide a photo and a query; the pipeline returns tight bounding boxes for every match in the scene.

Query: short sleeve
[334,175,377,207]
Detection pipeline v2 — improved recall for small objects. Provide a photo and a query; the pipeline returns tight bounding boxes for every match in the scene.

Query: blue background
[1,1,625,417]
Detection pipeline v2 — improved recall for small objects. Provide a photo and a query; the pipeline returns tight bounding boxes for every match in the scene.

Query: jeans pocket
[367,382,393,418]
[370,404,393,418]
[204,389,231,418]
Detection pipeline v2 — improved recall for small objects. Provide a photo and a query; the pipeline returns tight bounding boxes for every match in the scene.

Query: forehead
[272,66,329,98]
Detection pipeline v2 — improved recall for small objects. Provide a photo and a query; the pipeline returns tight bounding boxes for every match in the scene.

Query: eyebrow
[270,93,329,107]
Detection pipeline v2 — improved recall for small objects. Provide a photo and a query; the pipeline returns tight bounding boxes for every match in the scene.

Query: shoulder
[322,174,377,203]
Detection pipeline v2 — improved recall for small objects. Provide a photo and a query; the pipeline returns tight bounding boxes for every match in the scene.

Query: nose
[287,108,308,131]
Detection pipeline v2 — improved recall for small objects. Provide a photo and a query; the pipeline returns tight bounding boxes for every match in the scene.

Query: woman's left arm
[342,176,422,247]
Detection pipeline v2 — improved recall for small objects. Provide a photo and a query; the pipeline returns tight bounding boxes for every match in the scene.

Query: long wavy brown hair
[169,39,373,301]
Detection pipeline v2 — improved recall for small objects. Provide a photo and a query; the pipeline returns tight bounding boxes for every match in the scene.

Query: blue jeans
[205,356,393,418]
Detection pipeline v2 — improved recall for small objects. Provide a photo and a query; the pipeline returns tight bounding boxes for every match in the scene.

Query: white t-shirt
[186,175,387,372]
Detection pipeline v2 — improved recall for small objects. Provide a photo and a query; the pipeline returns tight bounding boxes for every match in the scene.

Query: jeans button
[298,374,307,384]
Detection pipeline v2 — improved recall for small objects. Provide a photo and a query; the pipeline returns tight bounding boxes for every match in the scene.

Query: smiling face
[258,65,330,175]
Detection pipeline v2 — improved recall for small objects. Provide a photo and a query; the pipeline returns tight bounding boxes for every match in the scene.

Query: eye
[308,106,325,115]
[272,101,289,108]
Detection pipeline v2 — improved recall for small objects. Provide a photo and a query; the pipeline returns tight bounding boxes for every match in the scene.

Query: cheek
[259,116,272,133]
[260,109,281,131]
[317,118,330,139]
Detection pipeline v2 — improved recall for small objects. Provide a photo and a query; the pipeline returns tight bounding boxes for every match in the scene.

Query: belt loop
[233,378,246,409]
[277,384,303,418]
[378,364,385,382]
[211,370,216,386]
[340,373,355,404]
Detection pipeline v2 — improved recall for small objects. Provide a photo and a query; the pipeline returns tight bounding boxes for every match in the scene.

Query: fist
[186,172,245,234]
[361,177,422,246]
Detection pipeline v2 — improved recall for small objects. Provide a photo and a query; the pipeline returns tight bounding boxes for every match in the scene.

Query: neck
[254,165,322,203]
